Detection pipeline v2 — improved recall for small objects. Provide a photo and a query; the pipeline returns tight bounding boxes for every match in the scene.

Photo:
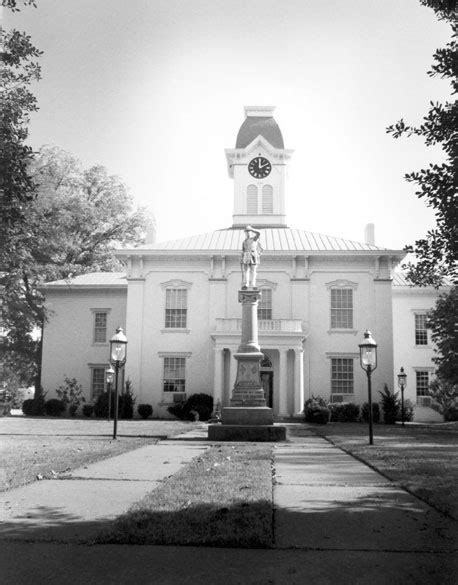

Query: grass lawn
[0,416,197,491]
[297,422,458,519]
[97,444,273,548]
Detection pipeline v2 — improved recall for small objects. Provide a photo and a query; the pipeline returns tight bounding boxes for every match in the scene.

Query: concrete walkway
[0,425,456,585]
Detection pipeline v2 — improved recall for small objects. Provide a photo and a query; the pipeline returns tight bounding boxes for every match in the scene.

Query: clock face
[248,157,272,179]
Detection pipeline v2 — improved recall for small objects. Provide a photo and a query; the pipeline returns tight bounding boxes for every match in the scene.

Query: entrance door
[261,371,273,408]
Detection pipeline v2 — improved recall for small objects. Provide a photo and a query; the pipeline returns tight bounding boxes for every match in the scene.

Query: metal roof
[131,227,397,254]
[392,272,453,288]
[44,272,127,288]
[236,116,284,149]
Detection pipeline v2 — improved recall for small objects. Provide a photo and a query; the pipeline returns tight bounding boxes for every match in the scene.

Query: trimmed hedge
[168,393,213,421]
[329,402,360,422]
[44,398,66,417]
[82,404,94,417]
[22,399,34,416]
[138,403,153,419]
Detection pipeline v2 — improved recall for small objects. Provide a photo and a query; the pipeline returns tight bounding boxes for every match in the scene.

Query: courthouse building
[41,106,444,419]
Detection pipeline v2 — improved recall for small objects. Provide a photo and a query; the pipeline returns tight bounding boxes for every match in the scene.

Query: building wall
[42,289,127,399]
[392,287,441,405]
[122,252,395,417]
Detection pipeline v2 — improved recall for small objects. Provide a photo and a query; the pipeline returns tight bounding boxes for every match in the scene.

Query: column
[229,348,236,390]
[213,347,224,406]
[294,347,304,414]
[279,348,288,417]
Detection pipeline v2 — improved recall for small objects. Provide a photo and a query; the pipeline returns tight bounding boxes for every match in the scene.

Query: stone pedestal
[208,288,286,442]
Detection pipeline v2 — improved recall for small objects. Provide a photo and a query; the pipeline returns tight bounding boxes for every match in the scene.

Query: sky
[4,0,452,248]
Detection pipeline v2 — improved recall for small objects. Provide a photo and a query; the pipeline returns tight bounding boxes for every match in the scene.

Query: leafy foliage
[386,1,457,285]
[93,389,136,420]
[55,377,85,416]
[44,398,66,417]
[82,403,94,417]
[427,286,458,384]
[379,385,400,424]
[429,378,458,420]
[303,395,330,424]
[22,398,34,416]
[168,393,214,421]
[360,402,381,423]
[329,402,360,422]
[397,398,415,422]
[1,145,149,399]
[138,404,153,419]
[0,0,42,254]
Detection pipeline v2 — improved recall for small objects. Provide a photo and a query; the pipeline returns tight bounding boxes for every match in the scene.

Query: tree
[386,0,457,287]
[427,286,458,385]
[0,0,41,259]
[1,145,150,401]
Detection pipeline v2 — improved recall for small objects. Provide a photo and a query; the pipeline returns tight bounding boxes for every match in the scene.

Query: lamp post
[106,365,115,421]
[109,327,127,440]
[359,329,378,445]
[397,367,407,427]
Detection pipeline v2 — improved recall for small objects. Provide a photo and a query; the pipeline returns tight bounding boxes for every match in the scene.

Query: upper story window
[247,185,258,214]
[415,313,428,345]
[165,288,187,328]
[258,288,272,320]
[262,185,273,214]
[93,311,107,343]
[331,288,353,329]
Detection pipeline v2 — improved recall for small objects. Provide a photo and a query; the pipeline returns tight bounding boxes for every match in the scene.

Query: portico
[211,318,306,418]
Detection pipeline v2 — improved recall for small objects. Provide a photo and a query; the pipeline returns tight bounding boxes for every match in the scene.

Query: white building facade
[43,106,432,419]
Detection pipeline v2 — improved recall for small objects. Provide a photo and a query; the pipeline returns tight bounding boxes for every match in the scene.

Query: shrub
[93,391,135,419]
[329,402,360,422]
[22,392,46,416]
[55,377,85,416]
[44,398,66,417]
[397,399,414,422]
[304,395,330,424]
[94,391,116,418]
[360,402,381,423]
[138,403,153,419]
[168,393,213,421]
[82,404,94,417]
[379,385,400,424]
[429,378,457,421]
[22,399,34,416]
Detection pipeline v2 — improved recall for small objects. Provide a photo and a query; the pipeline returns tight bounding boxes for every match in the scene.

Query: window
[247,185,258,214]
[165,289,187,328]
[93,311,107,343]
[415,314,428,345]
[331,288,353,329]
[258,288,272,320]
[330,358,354,401]
[416,370,430,396]
[262,185,273,214]
[91,367,105,399]
[163,357,186,393]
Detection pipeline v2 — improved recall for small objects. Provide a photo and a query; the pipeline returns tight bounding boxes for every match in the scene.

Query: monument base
[207,424,287,442]
[221,406,273,426]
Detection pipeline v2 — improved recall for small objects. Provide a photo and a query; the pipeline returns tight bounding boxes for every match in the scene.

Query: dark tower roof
[235,107,284,149]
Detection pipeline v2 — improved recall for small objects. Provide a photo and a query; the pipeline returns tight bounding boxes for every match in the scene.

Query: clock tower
[226,106,293,228]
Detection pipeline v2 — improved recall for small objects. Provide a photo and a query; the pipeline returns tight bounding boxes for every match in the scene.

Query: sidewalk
[0,425,456,585]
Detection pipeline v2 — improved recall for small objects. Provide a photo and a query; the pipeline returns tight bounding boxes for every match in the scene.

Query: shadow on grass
[1,491,455,552]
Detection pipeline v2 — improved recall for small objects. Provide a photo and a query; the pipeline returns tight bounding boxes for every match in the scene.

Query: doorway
[260,353,273,408]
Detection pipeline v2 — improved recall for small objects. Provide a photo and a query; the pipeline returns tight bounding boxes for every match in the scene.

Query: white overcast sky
[5,0,451,248]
